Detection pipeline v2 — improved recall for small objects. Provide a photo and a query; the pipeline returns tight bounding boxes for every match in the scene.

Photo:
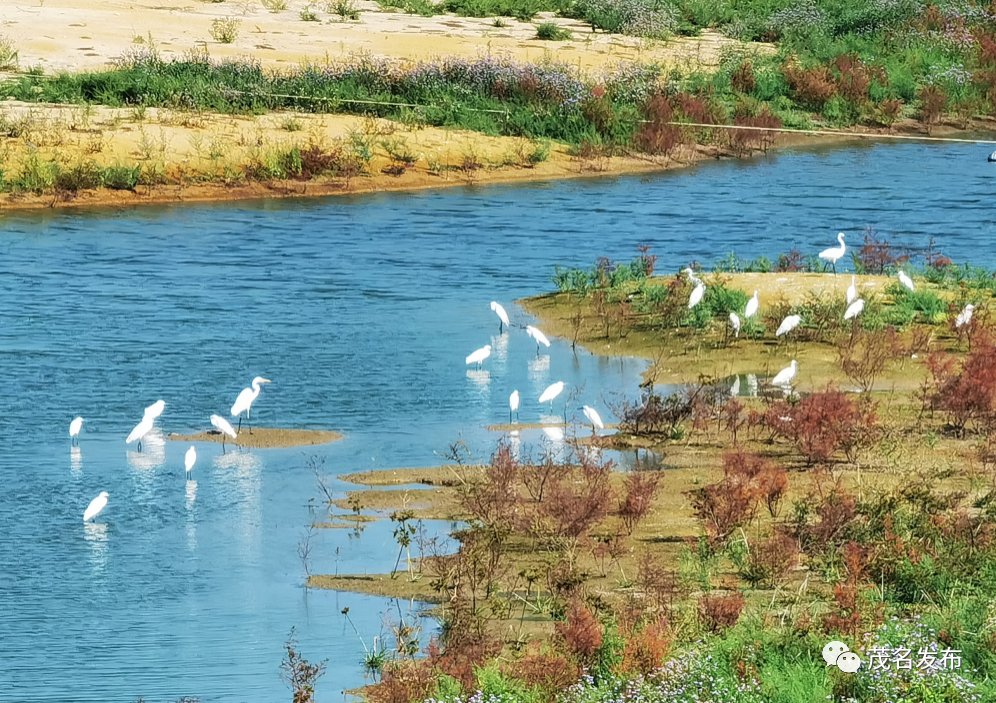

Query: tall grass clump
[210,17,241,43]
[0,35,19,71]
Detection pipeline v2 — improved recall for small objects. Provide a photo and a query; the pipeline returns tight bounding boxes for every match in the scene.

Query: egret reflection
[126,427,166,471]
[465,368,491,392]
[70,445,82,475]
[185,479,198,511]
[83,521,109,575]
[490,331,509,363]
[527,354,550,380]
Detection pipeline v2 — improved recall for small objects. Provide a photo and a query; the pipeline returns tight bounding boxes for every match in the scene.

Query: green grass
[535,21,572,40]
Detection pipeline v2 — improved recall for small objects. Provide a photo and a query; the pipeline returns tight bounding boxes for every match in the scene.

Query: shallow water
[1,140,994,702]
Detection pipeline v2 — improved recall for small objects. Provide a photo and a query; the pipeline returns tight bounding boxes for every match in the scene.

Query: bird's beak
[260,378,272,384]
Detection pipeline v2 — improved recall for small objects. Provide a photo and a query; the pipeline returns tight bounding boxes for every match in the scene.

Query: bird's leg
[832,262,837,275]
[236,416,243,433]
[509,409,512,424]
[247,408,252,435]
[138,440,143,452]
[221,437,227,454]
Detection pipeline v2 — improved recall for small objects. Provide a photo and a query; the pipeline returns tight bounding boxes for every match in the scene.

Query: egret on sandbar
[955,303,975,329]
[744,290,759,319]
[775,314,802,337]
[688,283,706,309]
[729,312,741,338]
[582,405,604,432]
[509,390,520,423]
[898,270,915,292]
[69,416,84,446]
[819,232,846,274]
[210,414,238,452]
[844,298,865,321]
[184,446,197,475]
[772,360,798,387]
[231,376,271,433]
[83,491,109,522]
[465,345,491,369]
[490,301,510,333]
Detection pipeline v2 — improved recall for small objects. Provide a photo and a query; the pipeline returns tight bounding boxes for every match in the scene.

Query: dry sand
[168,426,342,447]
[3,0,770,74]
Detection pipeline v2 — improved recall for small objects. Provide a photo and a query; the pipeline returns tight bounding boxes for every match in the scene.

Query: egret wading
[83,491,109,523]
[185,445,197,475]
[69,416,83,446]
[819,232,846,274]
[772,360,798,388]
[231,377,271,433]
[539,381,566,423]
[490,301,510,333]
[526,325,551,355]
[582,405,604,433]
[126,414,155,452]
[210,414,238,453]
[465,345,491,369]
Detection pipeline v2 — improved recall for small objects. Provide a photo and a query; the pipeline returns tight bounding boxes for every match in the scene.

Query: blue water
[1,140,994,702]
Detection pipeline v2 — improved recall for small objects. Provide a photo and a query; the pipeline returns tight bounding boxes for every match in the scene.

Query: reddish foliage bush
[776,248,805,272]
[508,646,579,695]
[857,230,909,274]
[837,327,903,392]
[783,61,837,109]
[367,660,436,703]
[729,107,782,157]
[637,552,682,615]
[698,592,746,632]
[690,449,788,544]
[555,600,604,665]
[740,530,799,586]
[539,460,614,540]
[918,84,948,132]
[426,634,502,690]
[823,542,873,637]
[618,471,661,534]
[731,60,756,94]
[803,485,858,553]
[876,98,904,127]
[635,94,683,157]
[766,387,879,465]
[831,54,875,102]
[927,331,996,434]
[619,617,671,674]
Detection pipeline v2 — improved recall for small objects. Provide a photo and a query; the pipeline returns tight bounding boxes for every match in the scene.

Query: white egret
[231,377,271,433]
[819,232,846,274]
[126,414,155,451]
[490,301,510,333]
[83,491,109,522]
[730,375,741,397]
[145,399,166,420]
[729,312,741,338]
[772,360,798,387]
[210,414,238,452]
[69,416,84,445]
[538,381,565,405]
[509,390,520,423]
[582,405,604,431]
[775,314,802,337]
[955,303,975,329]
[844,298,865,321]
[184,445,197,475]
[897,270,915,292]
[688,283,706,309]
[465,345,491,369]
[526,325,551,354]
[744,290,759,319]
[682,267,702,286]
[846,275,858,305]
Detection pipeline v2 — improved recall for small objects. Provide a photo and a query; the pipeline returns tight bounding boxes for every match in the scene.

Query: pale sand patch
[3,0,771,74]
[168,427,342,447]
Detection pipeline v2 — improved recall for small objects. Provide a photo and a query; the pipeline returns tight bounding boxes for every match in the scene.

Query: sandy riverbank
[168,426,342,447]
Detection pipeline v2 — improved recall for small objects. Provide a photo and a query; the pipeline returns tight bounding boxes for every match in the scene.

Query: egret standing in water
[490,301,510,333]
[210,414,238,453]
[231,377,271,433]
[184,446,197,475]
[145,399,166,421]
[465,345,491,369]
[126,414,155,451]
[526,325,551,355]
[772,360,798,388]
[509,390,520,423]
[69,416,84,446]
[83,491,109,522]
[819,232,846,274]
[539,381,565,406]
[582,405,604,432]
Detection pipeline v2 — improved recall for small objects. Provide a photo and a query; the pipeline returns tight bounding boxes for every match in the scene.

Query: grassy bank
[302,247,996,703]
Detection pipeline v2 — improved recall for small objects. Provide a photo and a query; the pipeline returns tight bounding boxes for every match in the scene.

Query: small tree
[281,628,327,703]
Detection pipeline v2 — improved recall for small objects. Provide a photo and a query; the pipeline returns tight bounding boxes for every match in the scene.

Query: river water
[0,141,993,702]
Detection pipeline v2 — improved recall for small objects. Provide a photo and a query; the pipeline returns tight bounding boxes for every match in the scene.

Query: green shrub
[210,17,241,43]
[535,22,572,40]
[0,35,19,71]
[102,164,141,190]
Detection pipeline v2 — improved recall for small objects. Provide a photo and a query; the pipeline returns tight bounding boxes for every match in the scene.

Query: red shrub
[822,542,874,637]
[698,592,746,632]
[918,84,948,133]
[620,617,671,674]
[731,60,756,94]
[729,107,782,157]
[766,387,879,465]
[637,552,682,615]
[783,60,837,109]
[831,54,874,102]
[367,660,436,703]
[635,94,683,157]
[876,98,904,127]
[508,646,580,694]
[538,460,614,540]
[741,530,799,586]
[427,634,501,690]
[776,248,805,272]
[857,230,909,274]
[927,332,996,434]
[618,471,661,534]
[555,600,604,664]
